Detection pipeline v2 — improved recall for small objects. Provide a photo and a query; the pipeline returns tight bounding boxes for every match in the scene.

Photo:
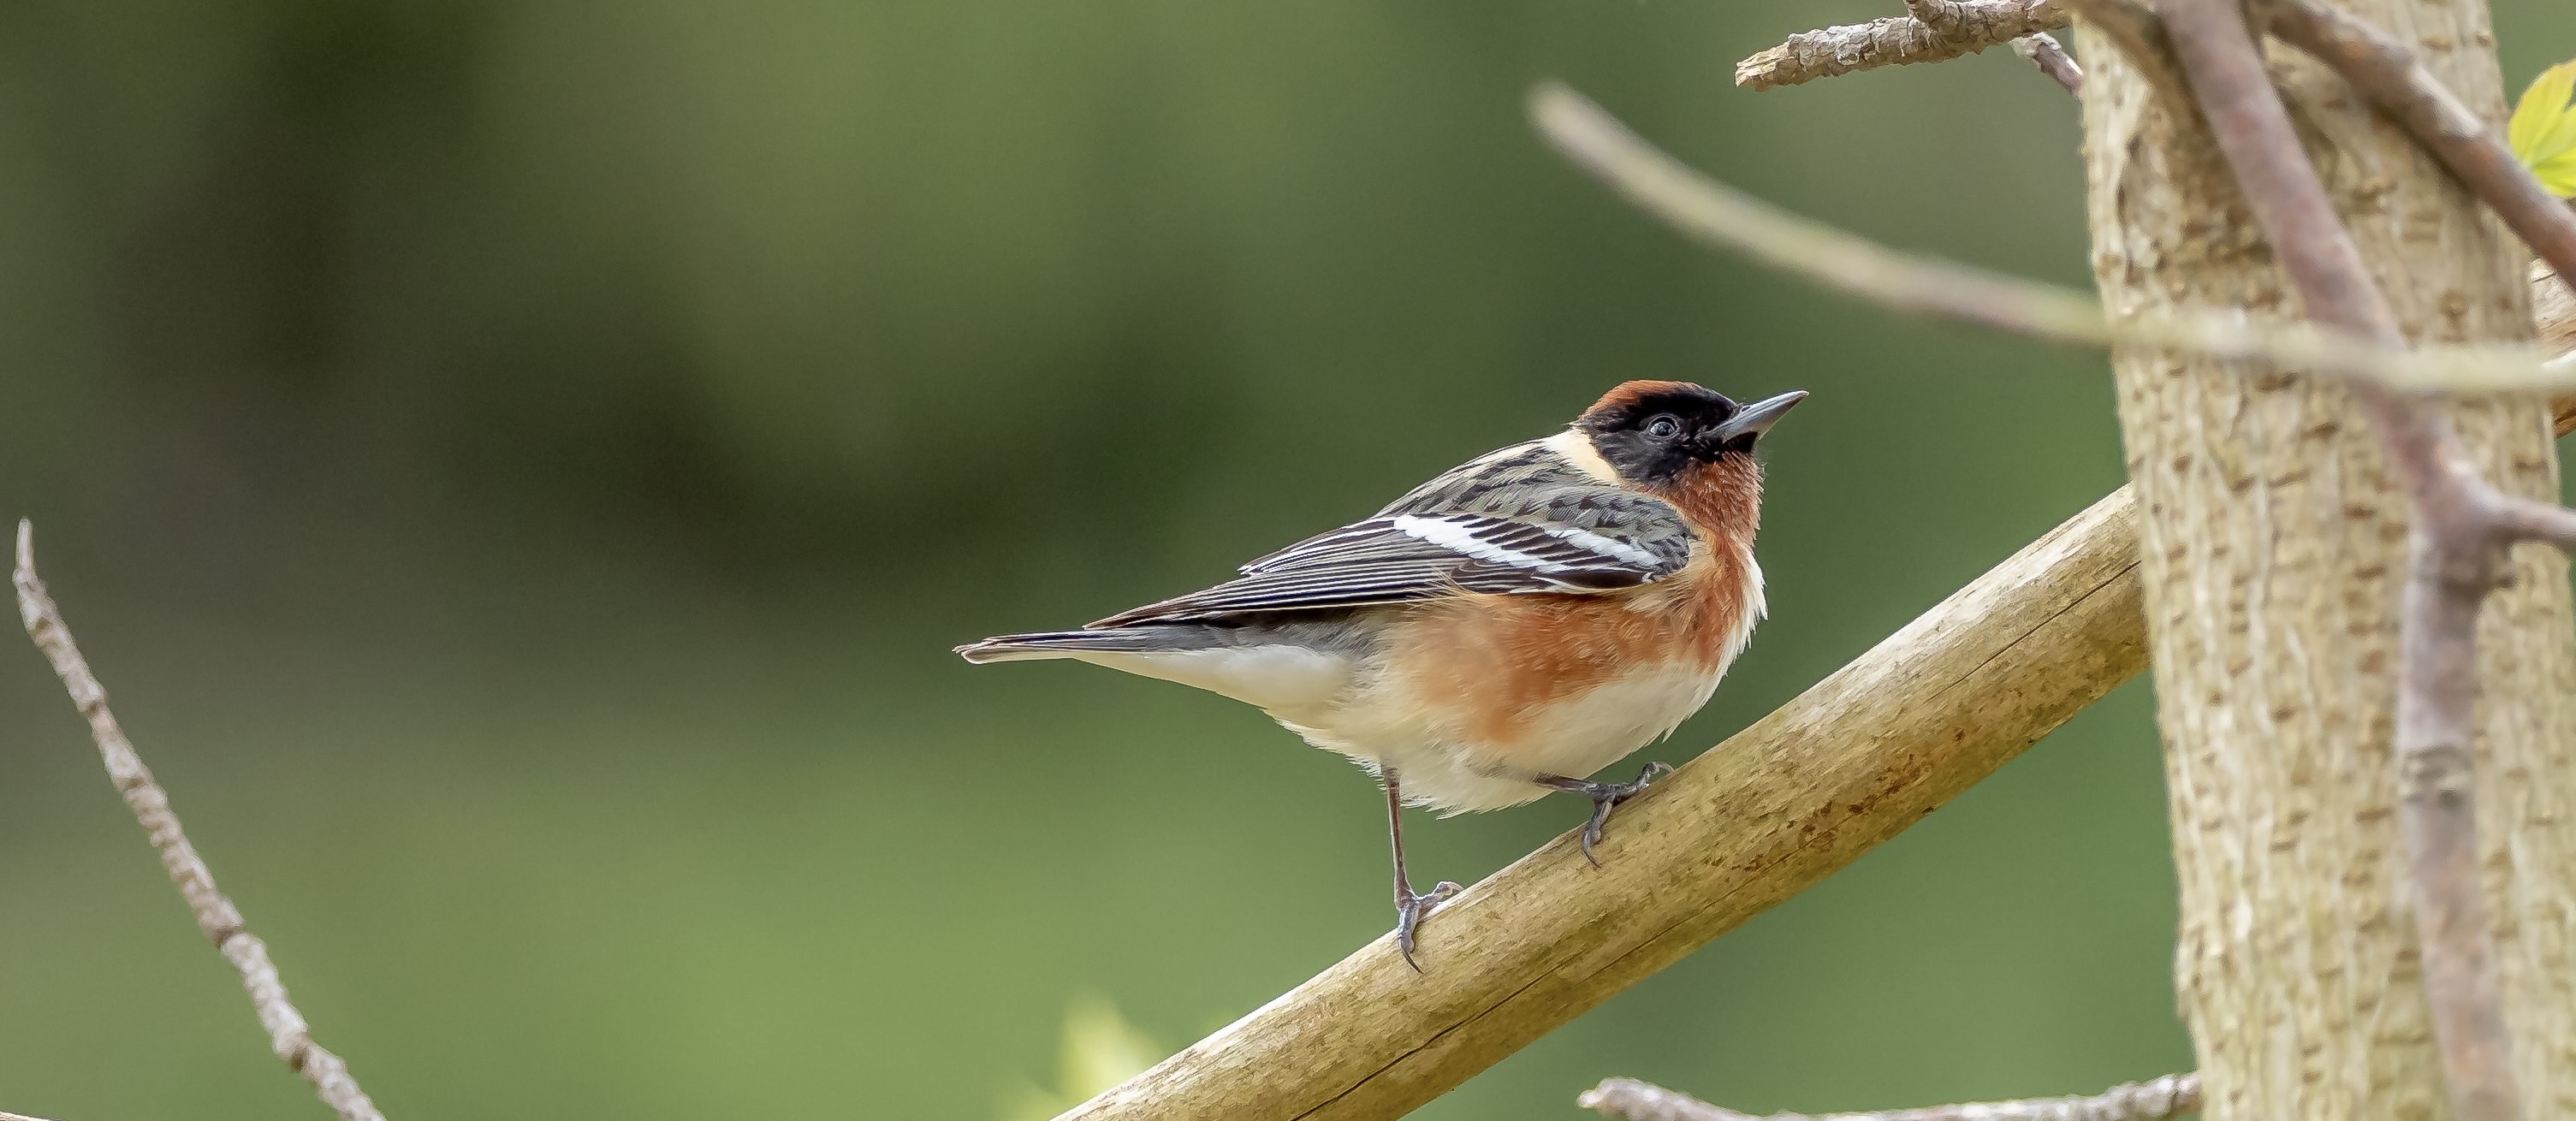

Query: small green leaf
[1001,997,1168,1121]
[2509,60,2576,199]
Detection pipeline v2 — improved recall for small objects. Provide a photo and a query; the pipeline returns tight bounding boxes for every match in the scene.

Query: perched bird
[958,381,1801,967]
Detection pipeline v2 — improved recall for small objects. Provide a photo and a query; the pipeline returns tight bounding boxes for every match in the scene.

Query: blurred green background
[3,2,2573,1118]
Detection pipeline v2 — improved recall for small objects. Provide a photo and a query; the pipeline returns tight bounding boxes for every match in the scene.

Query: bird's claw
[1568,761,1672,868]
[1394,880,1463,971]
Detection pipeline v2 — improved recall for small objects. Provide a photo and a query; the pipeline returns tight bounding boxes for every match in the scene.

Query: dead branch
[2013,33,2084,96]
[13,522,388,1121]
[2152,0,2554,1116]
[1735,0,2068,91]
[1528,82,2566,391]
[0,1112,62,1121]
[1580,1072,2200,1121]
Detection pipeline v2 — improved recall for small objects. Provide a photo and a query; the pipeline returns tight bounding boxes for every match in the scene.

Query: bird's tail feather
[954,626,1224,664]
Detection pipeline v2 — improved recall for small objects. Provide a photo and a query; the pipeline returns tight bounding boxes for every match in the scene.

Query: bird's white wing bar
[1390,514,1664,574]
[1395,514,1670,570]
[1392,514,1583,573]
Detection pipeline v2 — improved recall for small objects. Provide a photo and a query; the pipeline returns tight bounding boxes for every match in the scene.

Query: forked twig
[1580,1072,2200,1121]
[13,521,388,1121]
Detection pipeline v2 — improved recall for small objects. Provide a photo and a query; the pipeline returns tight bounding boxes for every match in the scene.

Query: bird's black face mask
[1580,386,1803,487]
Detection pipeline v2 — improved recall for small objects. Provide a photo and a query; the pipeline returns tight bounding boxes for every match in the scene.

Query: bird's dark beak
[1705,389,1807,450]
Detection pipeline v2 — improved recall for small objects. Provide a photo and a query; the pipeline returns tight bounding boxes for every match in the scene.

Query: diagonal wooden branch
[13,522,389,1121]
[1530,82,2567,391]
[2152,0,2554,1117]
[1579,1071,2201,1121]
[1736,0,2069,91]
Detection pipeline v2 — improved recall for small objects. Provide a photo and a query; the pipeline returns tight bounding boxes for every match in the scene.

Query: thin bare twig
[13,521,388,1121]
[1579,1072,2201,1121]
[1528,82,2567,391]
[2153,1,2539,1118]
[2013,33,2085,95]
[2261,0,2576,305]
[1735,0,2068,91]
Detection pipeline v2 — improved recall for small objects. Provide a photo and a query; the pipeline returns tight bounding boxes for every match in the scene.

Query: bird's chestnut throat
[1644,454,1763,552]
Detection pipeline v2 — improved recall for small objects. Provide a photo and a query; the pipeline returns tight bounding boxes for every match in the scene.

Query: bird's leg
[1536,761,1674,868]
[1382,770,1461,972]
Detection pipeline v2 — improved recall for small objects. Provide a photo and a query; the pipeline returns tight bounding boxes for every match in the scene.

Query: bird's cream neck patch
[1540,428,1620,483]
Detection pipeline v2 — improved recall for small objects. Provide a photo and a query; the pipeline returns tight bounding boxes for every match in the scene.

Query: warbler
[958,381,1801,967]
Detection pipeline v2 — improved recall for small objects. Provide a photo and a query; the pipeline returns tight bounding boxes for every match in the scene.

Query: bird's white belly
[1287,656,1726,815]
[1502,659,1724,777]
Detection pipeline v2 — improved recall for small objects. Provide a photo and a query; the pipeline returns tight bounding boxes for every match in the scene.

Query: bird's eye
[1643,414,1683,440]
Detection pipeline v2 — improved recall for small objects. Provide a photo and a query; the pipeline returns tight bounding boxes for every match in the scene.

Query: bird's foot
[1542,762,1674,868]
[1393,879,1463,971]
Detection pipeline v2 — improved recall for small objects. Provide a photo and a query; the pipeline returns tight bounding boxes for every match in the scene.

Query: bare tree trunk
[2076,4,2576,1118]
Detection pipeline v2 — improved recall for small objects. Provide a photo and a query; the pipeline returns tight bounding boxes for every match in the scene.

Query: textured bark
[2076,6,2576,1118]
